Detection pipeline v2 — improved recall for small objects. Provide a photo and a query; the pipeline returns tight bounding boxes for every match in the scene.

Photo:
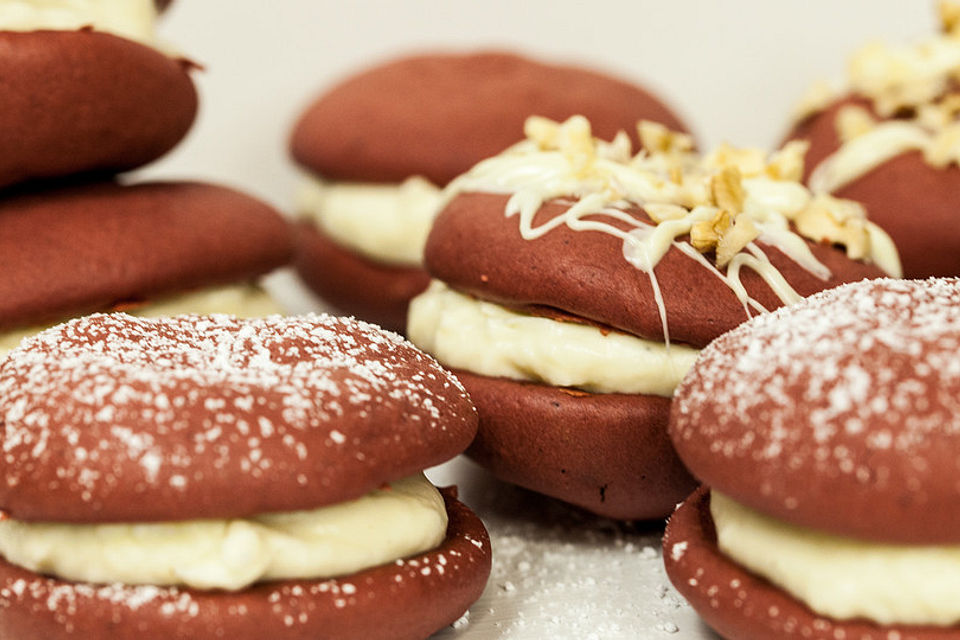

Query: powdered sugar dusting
[0,313,474,522]
[672,278,960,540]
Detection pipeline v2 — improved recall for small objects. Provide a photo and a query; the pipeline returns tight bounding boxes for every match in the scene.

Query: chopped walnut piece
[941,0,960,34]
[836,105,877,142]
[705,145,767,178]
[767,141,810,182]
[691,209,760,267]
[691,209,730,253]
[638,120,693,155]
[710,166,746,212]
[716,214,760,267]
[524,115,561,149]
[795,195,871,260]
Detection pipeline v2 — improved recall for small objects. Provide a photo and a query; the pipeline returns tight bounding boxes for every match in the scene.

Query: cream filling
[0,0,158,46]
[0,283,284,357]
[407,281,699,396]
[712,490,960,626]
[296,175,443,267]
[0,474,447,592]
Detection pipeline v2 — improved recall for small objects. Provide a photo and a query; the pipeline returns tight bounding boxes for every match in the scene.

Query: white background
[143,0,935,213]
[139,3,938,638]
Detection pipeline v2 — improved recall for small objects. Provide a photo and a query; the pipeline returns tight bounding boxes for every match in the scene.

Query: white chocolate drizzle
[441,116,900,344]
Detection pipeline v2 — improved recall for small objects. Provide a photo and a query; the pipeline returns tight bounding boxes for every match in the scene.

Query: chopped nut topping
[836,105,877,142]
[691,209,760,267]
[766,141,810,182]
[691,209,731,253]
[717,214,760,267]
[705,145,767,178]
[795,194,871,261]
[638,120,693,155]
[941,0,960,34]
[451,115,897,283]
[710,166,746,212]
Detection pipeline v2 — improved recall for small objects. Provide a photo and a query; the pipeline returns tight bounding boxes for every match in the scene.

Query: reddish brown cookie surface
[664,488,954,640]
[0,30,196,188]
[0,314,478,523]
[291,51,689,186]
[0,180,292,331]
[788,96,960,278]
[425,192,887,347]
[295,223,430,333]
[670,278,960,544]
[0,489,492,640]
[455,369,697,520]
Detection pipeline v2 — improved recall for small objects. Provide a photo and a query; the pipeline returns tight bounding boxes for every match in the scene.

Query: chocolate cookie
[0,180,292,332]
[0,313,489,639]
[666,278,960,638]
[0,30,197,189]
[290,51,691,331]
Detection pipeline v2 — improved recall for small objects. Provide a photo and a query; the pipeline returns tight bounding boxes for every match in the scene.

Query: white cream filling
[712,490,960,626]
[296,175,443,267]
[0,474,448,592]
[0,283,284,357]
[407,281,699,396]
[0,0,158,46]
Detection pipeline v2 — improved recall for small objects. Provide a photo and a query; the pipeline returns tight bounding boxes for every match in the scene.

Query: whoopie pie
[785,3,960,278]
[0,180,292,355]
[0,0,196,189]
[289,50,691,331]
[666,278,960,639]
[0,312,490,639]
[407,115,899,520]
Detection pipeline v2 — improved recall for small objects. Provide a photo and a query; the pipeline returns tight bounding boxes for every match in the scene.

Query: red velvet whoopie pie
[0,313,490,639]
[666,278,960,640]
[407,116,897,520]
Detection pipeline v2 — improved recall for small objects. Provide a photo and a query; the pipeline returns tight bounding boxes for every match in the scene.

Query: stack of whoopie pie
[0,0,293,355]
[408,114,900,520]
[785,3,960,278]
[666,278,960,639]
[0,312,491,639]
[289,51,691,331]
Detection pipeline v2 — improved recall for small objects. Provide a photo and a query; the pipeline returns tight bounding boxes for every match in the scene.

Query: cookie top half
[0,313,477,523]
